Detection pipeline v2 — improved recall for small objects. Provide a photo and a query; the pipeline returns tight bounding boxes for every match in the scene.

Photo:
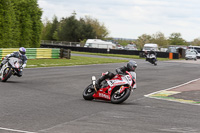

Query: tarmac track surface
[0,59,200,133]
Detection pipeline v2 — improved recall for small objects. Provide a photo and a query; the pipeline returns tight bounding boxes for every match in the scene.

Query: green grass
[72,51,175,61]
[26,56,127,68]
[72,51,140,59]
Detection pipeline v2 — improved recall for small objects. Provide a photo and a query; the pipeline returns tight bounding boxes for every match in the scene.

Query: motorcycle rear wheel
[111,88,131,104]
[83,84,95,100]
[1,68,12,82]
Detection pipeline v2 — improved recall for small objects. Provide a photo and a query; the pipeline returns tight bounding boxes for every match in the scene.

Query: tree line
[41,12,109,44]
[114,32,200,50]
[43,12,200,49]
[0,0,42,48]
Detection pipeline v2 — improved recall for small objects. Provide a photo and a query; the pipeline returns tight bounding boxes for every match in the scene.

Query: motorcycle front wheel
[83,84,95,100]
[1,68,12,82]
[111,88,131,104]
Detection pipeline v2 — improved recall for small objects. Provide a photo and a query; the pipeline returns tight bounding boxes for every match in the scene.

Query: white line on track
[144,77,200,105]
[0,127,36,133]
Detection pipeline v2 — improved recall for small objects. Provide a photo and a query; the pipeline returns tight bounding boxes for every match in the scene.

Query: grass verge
[26,56,127,68]
[72,51,174,61]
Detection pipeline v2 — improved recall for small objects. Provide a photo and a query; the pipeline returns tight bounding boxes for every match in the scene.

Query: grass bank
[72,51,174,61]
[26,56,127,68]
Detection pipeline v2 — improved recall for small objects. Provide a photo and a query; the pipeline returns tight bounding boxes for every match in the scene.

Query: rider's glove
[22,64,26,68]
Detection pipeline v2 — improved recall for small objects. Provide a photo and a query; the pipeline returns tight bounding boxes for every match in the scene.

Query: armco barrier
[41,44,179,59]
[0,48,60,59]
[26,48,37,59]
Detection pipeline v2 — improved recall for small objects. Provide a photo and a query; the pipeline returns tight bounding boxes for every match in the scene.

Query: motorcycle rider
[95,60,137,90]
[144,49,157,61]
[0,47,27,77]
[149,49,156,56]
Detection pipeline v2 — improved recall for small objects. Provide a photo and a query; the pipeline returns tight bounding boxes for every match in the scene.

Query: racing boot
[95,75,107,90]
[95,71,115,90]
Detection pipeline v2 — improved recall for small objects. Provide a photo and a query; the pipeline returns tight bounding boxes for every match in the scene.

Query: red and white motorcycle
[83,71,136,104]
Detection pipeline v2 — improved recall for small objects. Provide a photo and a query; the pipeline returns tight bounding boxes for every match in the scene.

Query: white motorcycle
[0,57,22,82]
[146,54,157,66]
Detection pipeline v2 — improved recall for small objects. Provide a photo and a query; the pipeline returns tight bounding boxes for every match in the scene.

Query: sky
[38,0,200,42]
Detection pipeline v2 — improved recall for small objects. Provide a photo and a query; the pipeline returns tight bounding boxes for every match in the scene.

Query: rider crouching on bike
[144,49,157,61]
[149,49,156,56]
[95,60,137,90]
[0,47,27,77]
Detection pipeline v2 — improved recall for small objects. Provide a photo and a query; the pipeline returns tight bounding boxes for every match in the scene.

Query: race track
[0,59,200,133]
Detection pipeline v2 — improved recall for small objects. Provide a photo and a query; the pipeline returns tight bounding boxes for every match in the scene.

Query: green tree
[78,18,95,41]
[57,14,80,41]
[83,16,109,39]
[16,0,42,48]
[29,0,42,48]
[56,13,95,42]
[151,32,168,48]
[190,38,200,46]
[168,33,187,46]
[49,15,59,40]
[41,18,53,40]
[0,0,42,48]
[0,0,19,48]
[136,34,152,50]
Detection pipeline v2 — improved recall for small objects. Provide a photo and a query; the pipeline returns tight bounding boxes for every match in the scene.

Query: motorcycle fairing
[0,63,9,79]
[93,86,112,100]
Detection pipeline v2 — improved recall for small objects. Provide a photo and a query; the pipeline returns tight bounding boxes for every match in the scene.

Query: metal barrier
[41,43,179,59]
[0,48,60,59]
[41,40,80,47]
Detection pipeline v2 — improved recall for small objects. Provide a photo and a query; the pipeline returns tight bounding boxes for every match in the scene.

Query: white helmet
[19,47,26,55]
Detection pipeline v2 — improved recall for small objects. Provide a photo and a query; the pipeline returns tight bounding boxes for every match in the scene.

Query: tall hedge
[0,0,42,48]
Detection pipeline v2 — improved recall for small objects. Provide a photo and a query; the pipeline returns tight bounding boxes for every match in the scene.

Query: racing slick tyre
[111,88,131,104]
[83,84,95,100]
[1,68,12,82]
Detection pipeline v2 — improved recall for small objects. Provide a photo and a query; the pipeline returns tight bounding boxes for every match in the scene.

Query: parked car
[125,43,137,50]
[185,50,197,61]
[116,44,124,49]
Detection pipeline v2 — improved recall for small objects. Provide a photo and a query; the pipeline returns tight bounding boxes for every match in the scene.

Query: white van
[142,43,159,51]
[84,39,116,49]
[188,46,200,58]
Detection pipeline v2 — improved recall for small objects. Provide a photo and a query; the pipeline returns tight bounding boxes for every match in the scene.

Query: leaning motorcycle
[0,57,22,82]
[146,54,157,66]
[83,71,136,104]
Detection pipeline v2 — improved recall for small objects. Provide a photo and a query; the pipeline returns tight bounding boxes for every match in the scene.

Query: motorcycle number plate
[107,80,114,86]
[125,75,132,82]
[124,75,132,85]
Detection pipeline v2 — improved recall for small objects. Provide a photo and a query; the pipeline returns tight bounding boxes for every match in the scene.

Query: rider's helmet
[127,60,137,71]
[19,47,26,55]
